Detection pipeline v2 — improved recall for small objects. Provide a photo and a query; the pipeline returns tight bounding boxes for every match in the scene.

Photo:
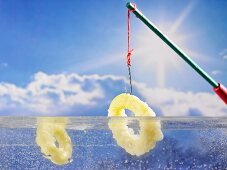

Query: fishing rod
[126,2,227,104]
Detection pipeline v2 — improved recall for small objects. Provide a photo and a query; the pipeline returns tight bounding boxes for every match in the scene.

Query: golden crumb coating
[108,93,163,156]
[36,117,72,165]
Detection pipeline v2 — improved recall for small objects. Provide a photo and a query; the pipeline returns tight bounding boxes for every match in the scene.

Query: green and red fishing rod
[126,2,227,104]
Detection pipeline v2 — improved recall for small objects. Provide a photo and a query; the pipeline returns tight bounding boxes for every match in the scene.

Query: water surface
[0,117,226,169]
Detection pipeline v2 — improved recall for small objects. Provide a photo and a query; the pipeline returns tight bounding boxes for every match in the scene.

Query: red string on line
[127,5,136,66]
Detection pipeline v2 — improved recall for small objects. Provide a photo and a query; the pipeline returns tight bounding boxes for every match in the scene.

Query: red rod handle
[213,83,227,104]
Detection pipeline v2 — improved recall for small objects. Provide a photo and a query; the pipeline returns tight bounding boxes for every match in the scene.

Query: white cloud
[219,48,227,56]
[0,72,105,115]
[219,48,227,60]
[211,70,221,75]
[0,62,8,69]
[0,72,226,116]
[136,83,226,116]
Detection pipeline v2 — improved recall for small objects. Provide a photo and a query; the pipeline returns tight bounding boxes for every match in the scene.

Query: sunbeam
[134,2,196,87]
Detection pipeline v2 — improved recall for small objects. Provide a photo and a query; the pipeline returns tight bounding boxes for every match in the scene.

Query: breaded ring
[36,117,72,165]
[108,93,163,156]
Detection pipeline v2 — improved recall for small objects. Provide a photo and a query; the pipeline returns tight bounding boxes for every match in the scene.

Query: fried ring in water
[36,117,72,165]
[108,93,163,156]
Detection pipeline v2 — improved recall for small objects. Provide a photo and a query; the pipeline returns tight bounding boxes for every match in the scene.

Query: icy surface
[0,117,226,169]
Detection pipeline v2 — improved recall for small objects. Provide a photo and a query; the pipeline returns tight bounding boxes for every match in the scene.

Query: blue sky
[0,0,226,115]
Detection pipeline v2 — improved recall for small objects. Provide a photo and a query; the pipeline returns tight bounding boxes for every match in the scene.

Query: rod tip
[126,2,135,10]
[126,2,131,7]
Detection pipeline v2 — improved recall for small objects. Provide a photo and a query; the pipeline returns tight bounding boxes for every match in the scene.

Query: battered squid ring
[36,117,72,165]
[108,93,163,156]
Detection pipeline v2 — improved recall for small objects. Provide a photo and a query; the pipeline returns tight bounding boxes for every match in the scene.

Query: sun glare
[134,2,195,87]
